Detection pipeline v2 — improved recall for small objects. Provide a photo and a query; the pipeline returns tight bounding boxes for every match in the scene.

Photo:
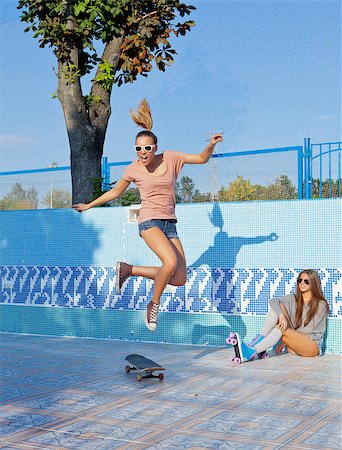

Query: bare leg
[139,227,187,304]
[280,328,319,356]
[131,237,187,286]
[273,304,318,356]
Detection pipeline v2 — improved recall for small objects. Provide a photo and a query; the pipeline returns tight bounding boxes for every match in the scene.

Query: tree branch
[89,32,125,126]
[136,10,159,22]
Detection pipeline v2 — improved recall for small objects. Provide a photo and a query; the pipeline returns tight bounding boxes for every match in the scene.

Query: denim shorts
[138,219,179,239]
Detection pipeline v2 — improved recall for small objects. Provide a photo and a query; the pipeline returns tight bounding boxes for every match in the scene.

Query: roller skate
[226,332,258,365]
[249,334,270,360]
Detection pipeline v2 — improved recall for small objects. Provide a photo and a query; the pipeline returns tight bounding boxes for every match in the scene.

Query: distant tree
[18,0,195,204]
[0,183,39,210]
[42,189,72,208]
[175,175,202,203]
[192,191,211,203]
[256,175,297,200]
[312,178,340,198]
[116,187,141,206]
[218,175,258,202]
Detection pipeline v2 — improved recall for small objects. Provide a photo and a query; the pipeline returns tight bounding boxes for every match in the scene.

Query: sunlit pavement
[0,333,341,449]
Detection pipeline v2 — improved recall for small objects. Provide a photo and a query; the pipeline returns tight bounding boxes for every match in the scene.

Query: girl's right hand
[72,203,89,212]
[278,313,288,331]
[209,133,223,146]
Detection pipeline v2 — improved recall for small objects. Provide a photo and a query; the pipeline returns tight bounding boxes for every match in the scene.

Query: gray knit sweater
[269,294,328,341]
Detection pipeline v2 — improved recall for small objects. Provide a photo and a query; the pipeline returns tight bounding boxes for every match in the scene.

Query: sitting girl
[234,269,329,361]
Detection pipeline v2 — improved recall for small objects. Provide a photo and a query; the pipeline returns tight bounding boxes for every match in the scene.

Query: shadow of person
[190,202,278,346]
[0,209,101,310]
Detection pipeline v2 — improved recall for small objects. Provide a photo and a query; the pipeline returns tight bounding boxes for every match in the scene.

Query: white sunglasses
[134,144,156,152]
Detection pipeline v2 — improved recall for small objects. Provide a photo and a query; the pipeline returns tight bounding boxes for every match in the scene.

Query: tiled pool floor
[0,333,341,449]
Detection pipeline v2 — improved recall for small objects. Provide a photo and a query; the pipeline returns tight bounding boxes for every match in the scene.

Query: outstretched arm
[240,233,278,245]
[184,133,223,164]
[72,178,131,212]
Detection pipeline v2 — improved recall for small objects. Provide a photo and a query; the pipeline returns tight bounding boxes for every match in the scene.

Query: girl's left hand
[210,133,223,146]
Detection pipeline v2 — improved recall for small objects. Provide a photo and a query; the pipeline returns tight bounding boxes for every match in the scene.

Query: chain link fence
[1,142,340,211]
[0,167,72,210]
[109,146,301,207]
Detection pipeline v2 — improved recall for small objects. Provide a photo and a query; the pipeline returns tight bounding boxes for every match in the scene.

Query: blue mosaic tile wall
[0,199,341,352]
[0,266,341,317]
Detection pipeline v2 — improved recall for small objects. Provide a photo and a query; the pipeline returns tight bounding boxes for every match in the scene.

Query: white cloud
[0,133,35,148]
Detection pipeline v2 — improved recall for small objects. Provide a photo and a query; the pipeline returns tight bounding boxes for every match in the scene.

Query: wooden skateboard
[125,353,165,381]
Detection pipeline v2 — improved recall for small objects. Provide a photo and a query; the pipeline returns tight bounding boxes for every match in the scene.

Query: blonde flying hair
[130,99,157,144]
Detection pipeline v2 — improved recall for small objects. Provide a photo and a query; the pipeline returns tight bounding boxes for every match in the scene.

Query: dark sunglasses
[297,278,310,285]
[134,145,156,152]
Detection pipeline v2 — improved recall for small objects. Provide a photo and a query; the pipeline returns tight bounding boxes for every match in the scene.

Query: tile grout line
[273,408,337,450]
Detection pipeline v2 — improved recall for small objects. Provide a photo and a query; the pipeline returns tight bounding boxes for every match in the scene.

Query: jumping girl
[72,99,223,331]
[232,269,329,361]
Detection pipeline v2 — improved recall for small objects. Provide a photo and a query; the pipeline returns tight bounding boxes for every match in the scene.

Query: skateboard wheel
[263,352,270,359]
[230,356,235,363]
[125,365,131,373]
[158,373,164,381]
[230,338,237,346]
[229,332,235,338]
[231,357,241,365]
[136,374,143,381]
[226,338,232,345]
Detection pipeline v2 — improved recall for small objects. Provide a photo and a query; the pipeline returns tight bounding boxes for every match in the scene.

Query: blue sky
[0,0,341,173]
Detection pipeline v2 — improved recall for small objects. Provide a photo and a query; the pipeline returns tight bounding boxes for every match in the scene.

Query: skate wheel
[230,338,237,345]
[229,332,235,338]
[233,357,241,365]
[136,374,143,381]
[263,352,270,359]
[159,373,164,381]
[226,338,232,345]
[230,356,235,362]
[125,365,131,373]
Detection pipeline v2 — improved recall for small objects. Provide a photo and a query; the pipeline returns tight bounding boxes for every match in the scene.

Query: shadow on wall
[1,209,102,336]
[189,202,278,345]
[0,209,100,267]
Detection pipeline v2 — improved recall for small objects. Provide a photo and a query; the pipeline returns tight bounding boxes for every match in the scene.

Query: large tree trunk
[69,125,105,204]
[57,56,104,204]
[57,13,124,204]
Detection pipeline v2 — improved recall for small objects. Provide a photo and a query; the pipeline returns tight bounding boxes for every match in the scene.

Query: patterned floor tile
[294,423,342,449]
[190,410,304,440]
[0,411,58,437]
[236,395,333,418]
[0,333,340,450]
[140,432,266,449]
[98,401,204,426]
[26,420,155,449]
[13,391,120,414]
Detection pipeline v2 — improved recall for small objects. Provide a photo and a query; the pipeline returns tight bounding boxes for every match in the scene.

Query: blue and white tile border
[1,266,341,317]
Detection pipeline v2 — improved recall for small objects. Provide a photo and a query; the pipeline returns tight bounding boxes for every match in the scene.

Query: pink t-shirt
[123,150,186,224]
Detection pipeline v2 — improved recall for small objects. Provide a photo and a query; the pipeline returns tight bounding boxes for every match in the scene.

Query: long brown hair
[294,269,329,328]
[130,98,157,144]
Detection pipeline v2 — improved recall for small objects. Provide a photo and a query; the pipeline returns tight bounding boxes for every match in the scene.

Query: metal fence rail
[307,139,341,199]
[0,140,340,210]
[0,166,71,210]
